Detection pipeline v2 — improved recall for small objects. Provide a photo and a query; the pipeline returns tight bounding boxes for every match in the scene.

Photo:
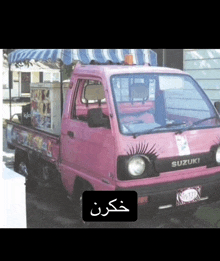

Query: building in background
[152,49,183,70]
[3,49,220,104]
[3,58,60,100]
[183,49,220,104]
[153,49,220,104]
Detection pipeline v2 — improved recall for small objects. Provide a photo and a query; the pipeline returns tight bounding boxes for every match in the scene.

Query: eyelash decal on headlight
[126,142,160,160]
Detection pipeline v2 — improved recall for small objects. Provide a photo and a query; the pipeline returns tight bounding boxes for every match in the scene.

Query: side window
[72,79,82,119]
[72,79,110,129]
[82,80,106,105]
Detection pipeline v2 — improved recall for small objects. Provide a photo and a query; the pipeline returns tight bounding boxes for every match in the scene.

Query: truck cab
[59,61,220,210]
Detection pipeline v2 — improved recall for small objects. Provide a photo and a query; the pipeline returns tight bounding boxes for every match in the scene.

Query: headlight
[117,155,158,180]
[128,156,146,177]
[216,147,220,164]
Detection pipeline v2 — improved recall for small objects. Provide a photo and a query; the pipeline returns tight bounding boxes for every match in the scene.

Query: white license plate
[176,186,201,206]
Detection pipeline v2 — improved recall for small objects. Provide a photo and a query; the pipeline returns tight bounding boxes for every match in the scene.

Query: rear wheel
[14,149,37,191]
[18,161,29,177]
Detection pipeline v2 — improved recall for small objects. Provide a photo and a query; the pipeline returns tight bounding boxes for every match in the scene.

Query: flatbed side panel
[6,121,60,164]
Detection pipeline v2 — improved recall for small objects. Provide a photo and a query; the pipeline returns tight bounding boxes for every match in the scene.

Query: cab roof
[73,63,187,79]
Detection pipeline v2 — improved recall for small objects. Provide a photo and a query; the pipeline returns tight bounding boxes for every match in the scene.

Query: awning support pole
[163,49,167,67]
[8,62,12,120]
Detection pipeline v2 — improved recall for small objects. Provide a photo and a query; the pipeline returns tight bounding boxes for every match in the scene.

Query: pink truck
[6,59,220,218]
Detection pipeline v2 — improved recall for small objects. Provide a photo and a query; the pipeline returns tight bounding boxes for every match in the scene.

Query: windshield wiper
[147,122,186,134]
[133,122,186,138]
[176,116,220,134]
[190,116,219,127]
[131,116,220,138]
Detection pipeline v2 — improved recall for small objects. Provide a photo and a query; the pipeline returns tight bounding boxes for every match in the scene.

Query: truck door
[60,78,115,191]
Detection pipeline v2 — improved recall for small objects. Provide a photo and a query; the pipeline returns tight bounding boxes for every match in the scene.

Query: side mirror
[214,101,220,114]
[88,108,110,128]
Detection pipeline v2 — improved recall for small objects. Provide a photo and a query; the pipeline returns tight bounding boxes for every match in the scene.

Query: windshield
[111,73,220,136]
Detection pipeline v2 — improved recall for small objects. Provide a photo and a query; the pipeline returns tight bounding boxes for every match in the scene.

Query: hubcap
[18,162,28,177]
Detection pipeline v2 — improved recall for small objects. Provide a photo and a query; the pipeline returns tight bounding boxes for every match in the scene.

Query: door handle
[67,131,74,138]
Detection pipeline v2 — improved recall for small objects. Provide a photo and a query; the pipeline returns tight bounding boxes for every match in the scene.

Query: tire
[7,142,15,150]
[14,149,37,191]
[72,178,93,226]
[37,161,64,189]
[14,149,28,176]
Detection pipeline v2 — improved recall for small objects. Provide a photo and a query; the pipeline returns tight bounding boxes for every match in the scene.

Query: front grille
[154,152,215,173]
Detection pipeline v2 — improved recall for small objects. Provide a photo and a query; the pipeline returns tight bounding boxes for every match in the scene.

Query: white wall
[1,165,26,228]
[184,49,220,104]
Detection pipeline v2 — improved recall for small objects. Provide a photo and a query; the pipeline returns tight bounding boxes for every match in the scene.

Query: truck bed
[6,120,60,164]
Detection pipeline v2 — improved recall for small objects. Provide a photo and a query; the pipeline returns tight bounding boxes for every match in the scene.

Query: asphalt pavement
[3,128,220,228]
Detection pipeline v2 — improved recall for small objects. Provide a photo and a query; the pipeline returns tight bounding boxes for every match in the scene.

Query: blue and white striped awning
[8,49,157,66]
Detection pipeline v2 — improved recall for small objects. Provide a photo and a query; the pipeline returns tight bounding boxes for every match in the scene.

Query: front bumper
[117,172,220,211]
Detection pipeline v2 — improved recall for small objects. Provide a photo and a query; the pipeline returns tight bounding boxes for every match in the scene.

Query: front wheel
[71,178,93,226]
